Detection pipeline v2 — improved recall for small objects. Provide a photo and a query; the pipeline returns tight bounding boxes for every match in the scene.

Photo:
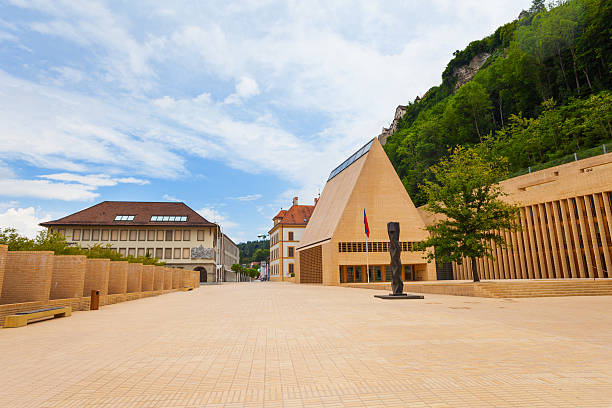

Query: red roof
[40,201,216,227]
[277,204,314,226]
[273,210,287,219]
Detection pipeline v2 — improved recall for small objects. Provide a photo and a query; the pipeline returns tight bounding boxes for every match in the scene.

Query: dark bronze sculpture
[373,222,424,299]
[388,222,403,295]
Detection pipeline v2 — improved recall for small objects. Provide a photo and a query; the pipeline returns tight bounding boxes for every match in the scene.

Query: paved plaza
[1,283,611,407]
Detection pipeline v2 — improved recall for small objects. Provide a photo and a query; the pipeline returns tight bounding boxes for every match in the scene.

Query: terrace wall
[0,251,54,305]
[50,255,86,300]
[108,261,128,295]
[83,258,110,297]
[127,263,142,293]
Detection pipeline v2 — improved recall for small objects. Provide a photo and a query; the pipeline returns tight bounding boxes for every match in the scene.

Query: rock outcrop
[453,52,490,91]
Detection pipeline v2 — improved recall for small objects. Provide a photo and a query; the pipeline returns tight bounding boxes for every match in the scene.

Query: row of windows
[55,229,210,242]
[337,241,419,253]
[150,215,188,222]
[112,247,194,260]
[339,264,415,283]
[270,246,295,260]
[269,262,294,276]
[271,233,279,246]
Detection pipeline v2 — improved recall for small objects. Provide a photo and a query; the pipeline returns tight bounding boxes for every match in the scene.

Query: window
[119,248,126,256]
[339,267,344,283]
[146,248,154,257]
[288,247,294,257]
[157,230,164,241]
[150,215,187,222]
[92,230,100,241]
[147,230,155,241]
[155,248,163,259]
[183,230,190,241]
[57,229,65,238]
[166,230,173,241]
[138,230,146,241]
[82,229,90,241]
[404,265,413,281]
[110,230,118,241]
[174,230,182,241]
[385,266,392,281]
[288,231,294,241]
[374,266,382,281]
[137,248,145,257]
[346,266,354,283]
[174,248,181,259]
[114,215,135,221]
[72,229,81,241]
[129,230,137,241]
[183,248,190,259]
[128,248,136,257]
[197,230,205,241]
[165,248,172,259]
[289,263,294,274]
[120,230,128,241]
[355,266,362,282]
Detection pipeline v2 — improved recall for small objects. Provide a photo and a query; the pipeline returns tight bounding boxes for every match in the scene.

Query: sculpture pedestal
[374,293,424,300]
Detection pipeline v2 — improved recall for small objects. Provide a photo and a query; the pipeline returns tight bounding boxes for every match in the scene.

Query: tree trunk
[471,257,480,282]
[583,68,593,90]
[570,48,581,94]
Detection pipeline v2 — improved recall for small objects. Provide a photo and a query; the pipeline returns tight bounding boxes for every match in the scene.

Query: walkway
[1,283,611,407]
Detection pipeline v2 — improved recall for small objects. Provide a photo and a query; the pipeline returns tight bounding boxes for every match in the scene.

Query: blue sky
[0,0,531,242]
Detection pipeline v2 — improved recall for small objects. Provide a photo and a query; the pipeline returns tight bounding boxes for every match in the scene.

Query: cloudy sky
[0,0,531,242]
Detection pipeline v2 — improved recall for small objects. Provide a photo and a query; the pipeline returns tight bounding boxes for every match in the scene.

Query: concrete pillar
[568,198,587,277]
[551,201,569,278]
[153,266,164,290]
[515,216,528,279]
[537,204,553,278]
[172,268,181,289]
[0,245,7,297]
[108,261,128,295]
[127,263,142,293]
[50,255,87,300]
[141,265,155,291]
[531,206,546,278]
[544,202,562,278]
[83,258,110,297]
[592,193,612,277]
[0,251,53,304]
[520,208,535,279]
[560,199,578,278]
[584,194,605,278]
[500,230,512,279]
[164,267,173,289]
[525,207,540,278]
[508,230,520,279]
[576,196,595,277]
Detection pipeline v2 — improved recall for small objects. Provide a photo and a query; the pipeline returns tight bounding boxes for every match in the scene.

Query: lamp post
[258,234,268,280]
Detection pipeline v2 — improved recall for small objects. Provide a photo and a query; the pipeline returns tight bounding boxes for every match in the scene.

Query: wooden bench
[180,286,194,291]
[3,306,72,328]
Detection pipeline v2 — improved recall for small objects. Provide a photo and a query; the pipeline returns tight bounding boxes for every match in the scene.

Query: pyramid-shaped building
[296,137,436,285]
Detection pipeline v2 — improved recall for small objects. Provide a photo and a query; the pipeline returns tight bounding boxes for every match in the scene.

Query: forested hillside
[384,0,612,206]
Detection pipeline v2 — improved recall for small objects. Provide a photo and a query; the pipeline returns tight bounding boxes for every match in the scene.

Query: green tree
[417,146,519,282]
[0,228,35,251]
[252,248,270,262]
[444,82,493,143]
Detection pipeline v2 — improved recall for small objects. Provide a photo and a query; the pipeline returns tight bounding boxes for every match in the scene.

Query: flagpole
[366,233,369,283]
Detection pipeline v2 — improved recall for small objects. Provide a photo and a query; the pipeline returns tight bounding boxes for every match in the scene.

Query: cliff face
[452,52,490,91]
[378,52,490,146]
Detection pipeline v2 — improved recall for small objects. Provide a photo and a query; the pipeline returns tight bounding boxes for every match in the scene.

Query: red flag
[363,209,370,238]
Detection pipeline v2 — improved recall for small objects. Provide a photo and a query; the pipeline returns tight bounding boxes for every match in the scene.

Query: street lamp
[257,234,268,280]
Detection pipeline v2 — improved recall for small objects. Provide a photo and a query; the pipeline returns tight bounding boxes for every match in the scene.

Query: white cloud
[0,179,98,201]
[0,207,51,238]
[197,206,237,229]
[227,194,262,201]
[38,173,149,187]
[162,194,182,202]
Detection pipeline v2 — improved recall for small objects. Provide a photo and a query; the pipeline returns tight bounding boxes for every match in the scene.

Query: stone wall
[0,245,7,297]
[108,261,128,295]
[127,263,142,293]
[50,255,87,300]
[142,265,155,291]
[154,267,165,290]
[0,251,54,304]
[83,258,110,297]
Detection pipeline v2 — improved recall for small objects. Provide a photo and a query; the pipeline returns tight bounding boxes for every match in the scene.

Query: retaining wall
[127,263,142,293]
[0,245,7,297]
[108,261,128,295]
[154,267,165,290]
[164,268,173,290]
[142,265,155,291]
[83,258,110,297]
[172,268,181,289]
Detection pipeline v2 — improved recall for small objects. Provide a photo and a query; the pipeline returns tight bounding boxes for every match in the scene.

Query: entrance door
[198,268,207,283]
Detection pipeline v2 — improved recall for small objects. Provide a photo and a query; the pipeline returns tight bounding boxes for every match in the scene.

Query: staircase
[476,280,612,298]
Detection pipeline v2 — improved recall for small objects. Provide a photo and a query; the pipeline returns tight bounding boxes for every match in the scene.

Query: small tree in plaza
[417,145,519,282]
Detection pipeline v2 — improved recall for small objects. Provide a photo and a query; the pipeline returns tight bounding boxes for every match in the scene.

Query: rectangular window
[385,266,392,281]
[355,266,362,282]
[375,266,382,281]
[146,248,154,257]
[82,229,91,241]
[155,248,163,259]
[197,230,205,241]
[137,248,145,257]
[288,247,294,257]
[183,230,190,241]
[128,248,136,257]
[166,230,173,241]
[114,215,135,221]
[57,229,65,238]
[183,248,190,259]
[174,248,181,259]
[138,230,146,241]
[165,248,172,259]
[157,230,164,241]
[129,230,137,241]
[120,230,128,241]
[174,230,182,241]
[92,230,100,241]
[110,230,118,241]
[346,266,354,283]
[288,231,294,241]
[147,230,155,241]
[119,248,126,256]
[404,265,412,281]
[72,229,81,241]
[289,263,294,274]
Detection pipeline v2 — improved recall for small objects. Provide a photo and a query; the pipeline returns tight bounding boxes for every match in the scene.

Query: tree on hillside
[444,82,493,143]
[252,248,270,262]
[417,146,519,282]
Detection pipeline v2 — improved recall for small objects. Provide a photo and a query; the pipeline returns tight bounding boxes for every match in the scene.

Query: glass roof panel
[327,139,373,181]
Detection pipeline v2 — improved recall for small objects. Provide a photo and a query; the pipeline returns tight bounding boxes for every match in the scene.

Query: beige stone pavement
[1,283,611,408]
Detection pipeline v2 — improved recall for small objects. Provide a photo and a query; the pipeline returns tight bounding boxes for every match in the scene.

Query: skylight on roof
[328,139,373,181]
[150,215,187,222]
[114,215,135,221]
